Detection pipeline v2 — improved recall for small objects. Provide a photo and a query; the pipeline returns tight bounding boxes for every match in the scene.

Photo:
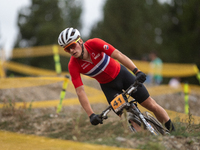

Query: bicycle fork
[128,103,158,135]
[138,113,158,135]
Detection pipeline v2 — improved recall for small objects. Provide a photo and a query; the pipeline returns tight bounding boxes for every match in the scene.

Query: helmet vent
[60,33,65,44]
[67,38,72,43]
[70,29,76,36]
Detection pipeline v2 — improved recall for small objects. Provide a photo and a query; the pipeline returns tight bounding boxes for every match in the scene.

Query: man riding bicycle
[58,27,175,132]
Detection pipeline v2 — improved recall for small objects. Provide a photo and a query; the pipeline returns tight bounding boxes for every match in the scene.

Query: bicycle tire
[143,111,169,135]
[128,112,142,126]
[128,112,159,135]
[127,112,141,132]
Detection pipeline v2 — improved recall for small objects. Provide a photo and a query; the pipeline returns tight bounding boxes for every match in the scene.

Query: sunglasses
[64,37,80,52]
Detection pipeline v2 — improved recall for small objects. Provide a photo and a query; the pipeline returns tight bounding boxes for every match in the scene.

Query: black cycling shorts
[100,65,150,105]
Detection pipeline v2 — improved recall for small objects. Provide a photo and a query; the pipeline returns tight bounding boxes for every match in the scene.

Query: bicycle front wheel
[143,111,169,135]
[128,112,159,135]
[127,112,142,132]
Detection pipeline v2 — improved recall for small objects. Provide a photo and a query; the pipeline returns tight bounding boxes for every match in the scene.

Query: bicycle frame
[99,81,159,135]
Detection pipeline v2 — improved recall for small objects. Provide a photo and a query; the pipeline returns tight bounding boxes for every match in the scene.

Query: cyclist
[58,27,175,132]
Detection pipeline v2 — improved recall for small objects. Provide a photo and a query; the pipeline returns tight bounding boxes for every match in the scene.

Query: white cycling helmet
[58,27,80,48]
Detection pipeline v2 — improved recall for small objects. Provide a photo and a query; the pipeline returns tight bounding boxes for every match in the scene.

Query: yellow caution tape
[6,45,200,79]
[12,45,70,58]
[133,60,199,77]
[0,77,65,89]
[4,61,69,76]
[12,45,54,58]
[4,61,57,76]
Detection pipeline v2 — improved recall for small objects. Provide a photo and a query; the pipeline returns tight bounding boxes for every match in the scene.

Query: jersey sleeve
[86,38,116,56]
[68,58,83,88]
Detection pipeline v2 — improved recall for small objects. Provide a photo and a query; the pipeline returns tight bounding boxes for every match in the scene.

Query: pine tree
[89,0,166,59]
[10,0,82,74]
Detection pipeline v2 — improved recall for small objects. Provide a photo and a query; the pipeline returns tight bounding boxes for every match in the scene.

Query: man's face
[64,39,83,58]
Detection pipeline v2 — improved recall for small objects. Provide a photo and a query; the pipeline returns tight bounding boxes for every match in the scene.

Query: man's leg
[140,96,175,131]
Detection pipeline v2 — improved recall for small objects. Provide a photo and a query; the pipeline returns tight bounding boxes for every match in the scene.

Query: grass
[1,98,32,118]
[170,109,200,137]
[0,102,200,149]
[137,141,166,150]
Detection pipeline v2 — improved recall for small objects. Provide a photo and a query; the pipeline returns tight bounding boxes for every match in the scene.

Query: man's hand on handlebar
[89,113,103,125]
[135,71,146,83]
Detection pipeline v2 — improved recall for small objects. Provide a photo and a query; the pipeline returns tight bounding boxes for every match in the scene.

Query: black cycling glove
[135,71,146,83]
[89,113,103,125]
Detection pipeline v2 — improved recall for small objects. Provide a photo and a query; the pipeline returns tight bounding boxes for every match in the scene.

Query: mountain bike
[99,80,169,135]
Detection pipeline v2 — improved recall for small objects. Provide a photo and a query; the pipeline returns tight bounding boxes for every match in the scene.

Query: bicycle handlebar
[99,105,112,119]
[123,80,141,95]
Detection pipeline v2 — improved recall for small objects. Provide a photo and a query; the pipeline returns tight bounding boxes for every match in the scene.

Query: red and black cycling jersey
[68,38,120,88]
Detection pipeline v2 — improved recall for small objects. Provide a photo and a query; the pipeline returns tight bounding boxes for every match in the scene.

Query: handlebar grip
[134,80,140,85]
[124,80,142,95]
[100,105,112,120]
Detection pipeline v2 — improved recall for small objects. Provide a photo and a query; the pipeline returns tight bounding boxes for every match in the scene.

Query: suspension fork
[128,103,158,135]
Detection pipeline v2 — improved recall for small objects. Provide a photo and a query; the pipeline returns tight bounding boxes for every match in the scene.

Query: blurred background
[0,0,200,84]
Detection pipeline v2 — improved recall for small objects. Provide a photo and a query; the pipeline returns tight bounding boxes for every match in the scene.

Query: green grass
[137,141,166,150]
